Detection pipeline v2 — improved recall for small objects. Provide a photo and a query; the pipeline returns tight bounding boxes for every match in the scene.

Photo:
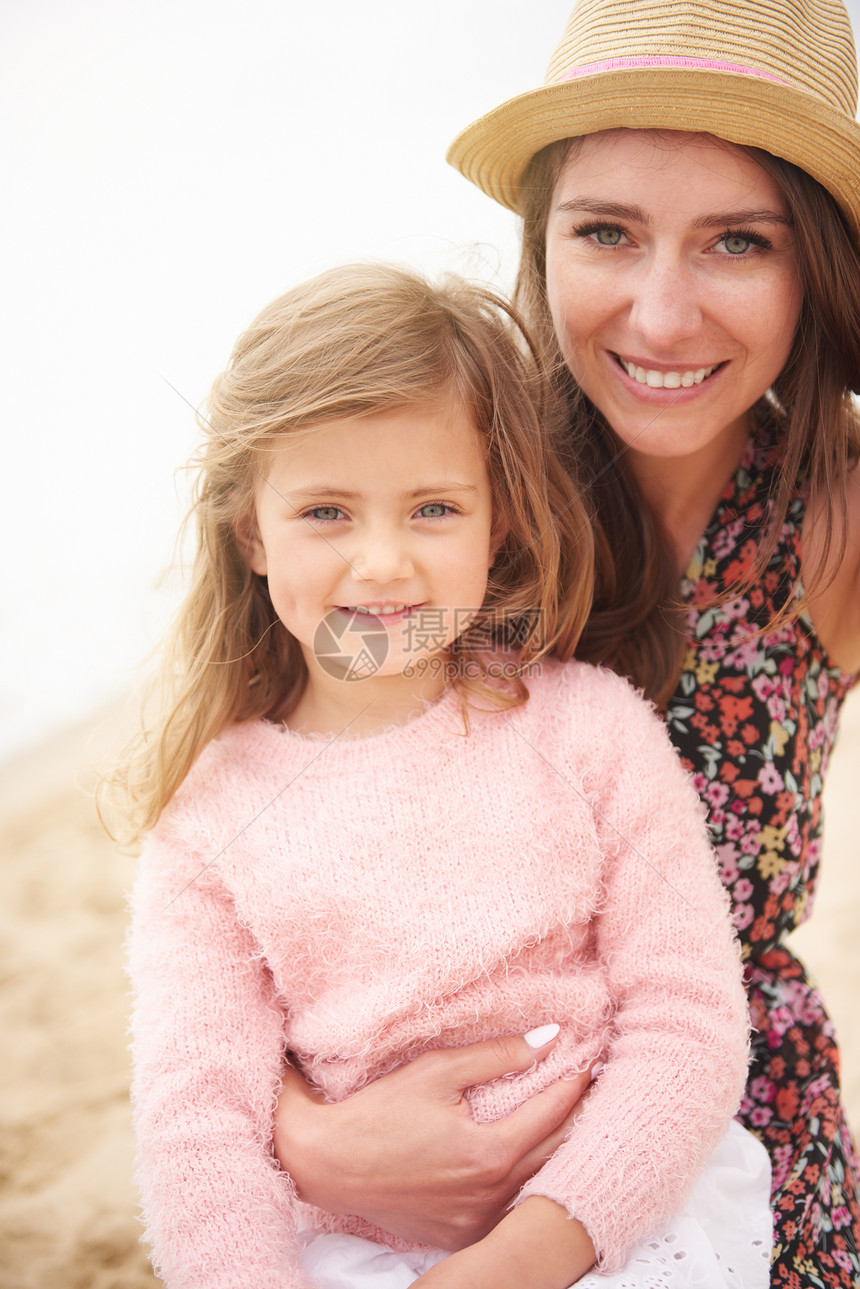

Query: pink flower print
[699,639,726,663]
[732,903,754,931]
[733,878,754,903]
[771,868,792,896]
[750,1076,777,1103]
[691,772,709,794]
[705,782,730,808]
[765,622,794,646]
[749,1105,773,1127]
[766,694,787,722]
[715,845,740,882]
[741,833,761,855]
[768,1004,795,1038]
[712,518,744,558]
[751,673,774,702]
[784,988,825,1031]
[771,1143,793,1190]
[824,705,841,742]
[758,763,784,794]
[722,595,750,621]
[725,817,744,841]
[727,636,763,670]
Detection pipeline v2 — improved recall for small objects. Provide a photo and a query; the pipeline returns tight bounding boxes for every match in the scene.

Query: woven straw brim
[448,68,860,245]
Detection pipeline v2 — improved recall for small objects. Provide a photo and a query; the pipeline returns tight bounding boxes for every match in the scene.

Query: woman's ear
[235,514,268,576]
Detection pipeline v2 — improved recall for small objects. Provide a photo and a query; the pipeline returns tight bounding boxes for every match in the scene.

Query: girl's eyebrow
[406,483,479,498]
[282,483,480,501]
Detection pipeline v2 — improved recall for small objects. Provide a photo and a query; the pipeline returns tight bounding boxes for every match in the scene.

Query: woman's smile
[614,355,721,390]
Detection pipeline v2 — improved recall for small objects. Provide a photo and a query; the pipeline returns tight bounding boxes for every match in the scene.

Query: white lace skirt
[297,1120,772,1289]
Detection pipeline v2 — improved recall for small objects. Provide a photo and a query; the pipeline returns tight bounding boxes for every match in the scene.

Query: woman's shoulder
[802,456,860,674]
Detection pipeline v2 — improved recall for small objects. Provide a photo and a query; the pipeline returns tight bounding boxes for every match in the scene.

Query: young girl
[122,263,767,1289]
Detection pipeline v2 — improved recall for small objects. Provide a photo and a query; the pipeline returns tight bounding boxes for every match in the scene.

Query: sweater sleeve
[517,669,750,1271]
[128,817,314,1289]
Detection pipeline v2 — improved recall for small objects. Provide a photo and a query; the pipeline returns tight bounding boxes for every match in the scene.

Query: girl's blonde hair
[515,134,860,705]
[104,263,594,841]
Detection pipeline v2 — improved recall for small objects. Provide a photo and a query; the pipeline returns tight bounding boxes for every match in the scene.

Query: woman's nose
[627,257,704,351]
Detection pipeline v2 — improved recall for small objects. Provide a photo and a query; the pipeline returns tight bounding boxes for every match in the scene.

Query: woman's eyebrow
[554,198,648,222]
[553,200,792,229]
[694,210,792,228]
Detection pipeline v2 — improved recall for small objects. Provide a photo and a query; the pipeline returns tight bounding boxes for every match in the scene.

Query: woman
[272,0,860,1283]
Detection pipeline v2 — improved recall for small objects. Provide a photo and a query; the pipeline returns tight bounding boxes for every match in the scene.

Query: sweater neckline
[266,681,468,748]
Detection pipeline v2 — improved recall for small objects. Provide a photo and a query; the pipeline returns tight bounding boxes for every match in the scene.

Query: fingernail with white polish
[524,1023,560,1049]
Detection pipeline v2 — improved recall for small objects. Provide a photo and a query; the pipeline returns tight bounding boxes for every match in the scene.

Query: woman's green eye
[723,235,751,255]
[594,227,623,246]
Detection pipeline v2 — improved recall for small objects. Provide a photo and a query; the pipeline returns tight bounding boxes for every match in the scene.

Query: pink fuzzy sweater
[129,659,749,1288]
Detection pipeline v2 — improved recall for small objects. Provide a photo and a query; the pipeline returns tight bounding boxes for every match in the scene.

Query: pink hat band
[558,55,788,84]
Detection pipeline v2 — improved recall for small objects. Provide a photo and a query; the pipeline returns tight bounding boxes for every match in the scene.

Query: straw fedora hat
[448,0,860,243]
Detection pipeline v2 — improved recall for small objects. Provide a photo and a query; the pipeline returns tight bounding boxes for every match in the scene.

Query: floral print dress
[664,414,859,1286]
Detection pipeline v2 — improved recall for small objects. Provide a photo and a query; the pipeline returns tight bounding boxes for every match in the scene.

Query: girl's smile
[545,130,802,470]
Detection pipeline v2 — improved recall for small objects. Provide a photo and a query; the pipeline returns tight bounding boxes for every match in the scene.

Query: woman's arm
[274,1036,593,1250]
[804,458,860,672]
[412,1197,596,1289]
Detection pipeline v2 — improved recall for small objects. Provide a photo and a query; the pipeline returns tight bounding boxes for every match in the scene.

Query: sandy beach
[1,692,858,1289]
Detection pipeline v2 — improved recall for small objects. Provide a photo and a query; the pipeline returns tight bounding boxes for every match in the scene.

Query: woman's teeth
[349,604,409,615]
[620,359,718,388]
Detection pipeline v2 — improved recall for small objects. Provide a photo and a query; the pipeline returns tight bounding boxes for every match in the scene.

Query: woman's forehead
[553,129,788,214]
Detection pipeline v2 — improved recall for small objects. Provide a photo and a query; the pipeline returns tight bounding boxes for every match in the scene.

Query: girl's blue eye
[722,234,752,255]
[416,503,449,519]
[306,506,342,522]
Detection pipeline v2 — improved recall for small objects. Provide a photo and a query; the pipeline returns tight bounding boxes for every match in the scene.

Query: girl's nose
[351,530,414,584]
[627,258,704,351]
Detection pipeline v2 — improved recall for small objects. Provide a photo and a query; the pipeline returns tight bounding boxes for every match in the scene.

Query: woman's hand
[273,1033,592,1250]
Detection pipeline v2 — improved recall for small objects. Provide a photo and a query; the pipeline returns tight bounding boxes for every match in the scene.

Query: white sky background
[2,0,859,760]
[0,0,574,759]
